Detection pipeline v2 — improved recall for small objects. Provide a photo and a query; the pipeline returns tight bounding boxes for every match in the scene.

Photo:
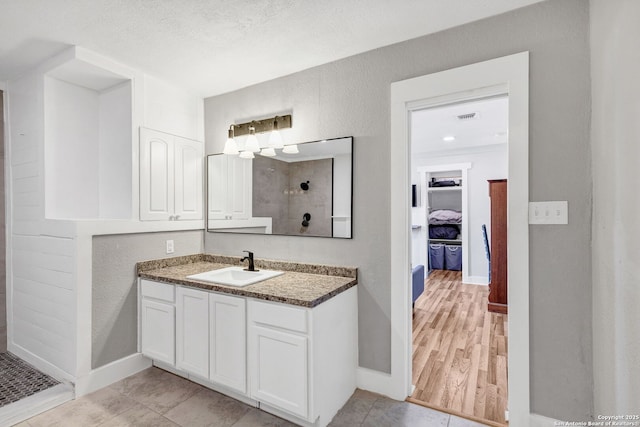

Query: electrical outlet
[528,201,568,224]
[166,239,175,254]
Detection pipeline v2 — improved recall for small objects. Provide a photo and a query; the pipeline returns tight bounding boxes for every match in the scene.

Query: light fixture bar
[232,114,292,137]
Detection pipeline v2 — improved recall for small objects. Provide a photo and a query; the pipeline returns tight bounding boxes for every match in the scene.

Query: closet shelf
[428,238,462,245]
[427,186,462,192]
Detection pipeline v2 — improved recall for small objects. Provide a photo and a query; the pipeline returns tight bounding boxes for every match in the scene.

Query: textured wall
[591,0,640,415]
[91,230,202,369]
[204,0,592,419]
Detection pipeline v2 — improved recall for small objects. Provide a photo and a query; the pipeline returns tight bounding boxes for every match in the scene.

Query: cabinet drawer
[141,279,175,303]
[249,300,307,334]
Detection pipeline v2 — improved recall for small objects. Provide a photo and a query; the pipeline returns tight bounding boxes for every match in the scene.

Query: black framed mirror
[207,136,353,238]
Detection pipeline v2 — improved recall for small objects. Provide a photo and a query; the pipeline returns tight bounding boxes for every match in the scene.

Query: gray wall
[92,230,203,369]
[204,0,592,420]
[590,0,640,415]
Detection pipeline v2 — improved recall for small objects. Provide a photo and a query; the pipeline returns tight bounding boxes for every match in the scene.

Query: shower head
[300,181,310,191]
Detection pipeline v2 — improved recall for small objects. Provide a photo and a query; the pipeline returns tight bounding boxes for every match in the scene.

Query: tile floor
[14,367,489,427]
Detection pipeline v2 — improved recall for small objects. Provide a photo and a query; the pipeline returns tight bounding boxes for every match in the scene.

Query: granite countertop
[137,254,357,308]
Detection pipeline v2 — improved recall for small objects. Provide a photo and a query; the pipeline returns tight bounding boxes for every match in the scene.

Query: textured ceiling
[0,0,545,97]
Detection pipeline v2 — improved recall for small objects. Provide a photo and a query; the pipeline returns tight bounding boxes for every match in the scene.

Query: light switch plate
[528,201,568,224]
[166,239,175,254]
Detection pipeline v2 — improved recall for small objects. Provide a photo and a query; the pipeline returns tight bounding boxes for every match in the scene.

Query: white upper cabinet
[207,155,252,221]
[174,137,203,220]
[140,127,203,221]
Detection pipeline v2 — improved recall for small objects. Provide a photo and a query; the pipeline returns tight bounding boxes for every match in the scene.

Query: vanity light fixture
[223,125,239,155]
[224,114,292,156]
[239,150,255,159]
[269,117,285,149]
[245,126,261,153]
[282,144,299,154]
[443,135,456,142]
[260,147,276,157]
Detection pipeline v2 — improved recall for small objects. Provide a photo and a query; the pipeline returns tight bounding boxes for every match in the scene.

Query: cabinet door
[174,136,203,220]
[140,128,174,220]
[176,287,209,378]
[140,299,175,365]
[249,325,308,418]
[227,156,252,220]
[207,154,228,220]
[209,293,246,393]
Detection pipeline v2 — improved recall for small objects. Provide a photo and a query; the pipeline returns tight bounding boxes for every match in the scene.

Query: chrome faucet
[241,251,257,271]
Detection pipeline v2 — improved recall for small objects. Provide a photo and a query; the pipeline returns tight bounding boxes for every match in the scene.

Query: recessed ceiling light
[443,136,456,142]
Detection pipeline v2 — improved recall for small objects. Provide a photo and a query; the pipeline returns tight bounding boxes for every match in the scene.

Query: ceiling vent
[456,112,479,121]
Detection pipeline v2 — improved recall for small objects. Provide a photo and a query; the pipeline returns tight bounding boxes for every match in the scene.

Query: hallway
[410,270,508,426]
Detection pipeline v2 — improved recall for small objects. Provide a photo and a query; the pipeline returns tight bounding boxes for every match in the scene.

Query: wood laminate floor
[410,270,508,426]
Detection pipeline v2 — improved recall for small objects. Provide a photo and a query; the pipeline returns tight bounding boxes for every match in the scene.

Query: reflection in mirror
[207,137,352,238]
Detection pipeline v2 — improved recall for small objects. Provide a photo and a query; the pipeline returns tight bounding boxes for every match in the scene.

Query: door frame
[389,52,530,425]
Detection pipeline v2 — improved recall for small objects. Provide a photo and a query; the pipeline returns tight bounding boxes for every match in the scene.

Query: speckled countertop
[137,254,357,308]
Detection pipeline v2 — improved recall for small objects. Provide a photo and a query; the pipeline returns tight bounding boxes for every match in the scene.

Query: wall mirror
[207,136,353,238]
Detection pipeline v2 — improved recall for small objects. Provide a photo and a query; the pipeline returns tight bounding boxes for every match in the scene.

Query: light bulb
[223,126,239,155]
[269,129,284,148]
[260,147,276,157]
[239,150,255,159]
[282,144,299,154]
[245,126,260,152]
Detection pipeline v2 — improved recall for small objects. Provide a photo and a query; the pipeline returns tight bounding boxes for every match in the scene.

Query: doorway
[388,52,530,425]
[408,96,509,425]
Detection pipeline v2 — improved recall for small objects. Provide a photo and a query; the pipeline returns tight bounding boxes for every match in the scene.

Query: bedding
[429,225,459,240]
[428,209,462,224]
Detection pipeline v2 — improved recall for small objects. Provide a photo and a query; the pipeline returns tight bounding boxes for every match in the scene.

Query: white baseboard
[0,383,73,427]
[463,276,489,285]
[356,367,397,399]
[8,343,74,384]
[530,413,562,427]
[74,353,152,397]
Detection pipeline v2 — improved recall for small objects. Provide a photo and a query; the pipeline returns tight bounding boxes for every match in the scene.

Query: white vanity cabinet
[248,288,358,426]
[209,293,246,393]
[139,280,175,365]
[176,286,209,378]
[207,154,252,221]
[139,276,357,427]
[140,127,203,221]
[248,301,309,418]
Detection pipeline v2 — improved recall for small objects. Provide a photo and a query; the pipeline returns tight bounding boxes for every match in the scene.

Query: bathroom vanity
[136,254,358,427]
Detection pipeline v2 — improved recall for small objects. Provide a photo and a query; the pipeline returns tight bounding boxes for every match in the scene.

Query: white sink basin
[186,266,284,287]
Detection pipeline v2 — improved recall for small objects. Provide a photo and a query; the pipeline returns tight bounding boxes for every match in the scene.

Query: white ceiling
[0,0,545,98]
[411,96,509,154]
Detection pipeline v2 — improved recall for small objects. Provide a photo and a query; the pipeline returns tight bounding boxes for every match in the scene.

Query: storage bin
[429,244,445,270]
[444,245,462,271]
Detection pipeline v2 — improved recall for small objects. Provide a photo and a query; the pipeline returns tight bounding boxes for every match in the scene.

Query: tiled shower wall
[252,156,333,237]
